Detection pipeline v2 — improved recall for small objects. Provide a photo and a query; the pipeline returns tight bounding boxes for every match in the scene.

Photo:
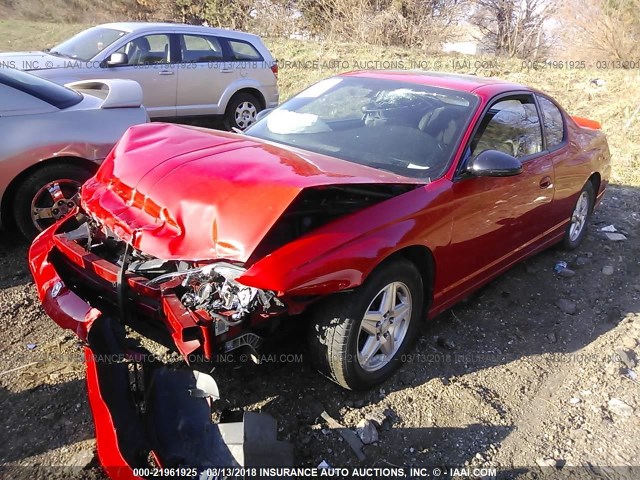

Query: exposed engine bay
[64,215,285,328]
[249,183,418,260]
[149,262,284,324]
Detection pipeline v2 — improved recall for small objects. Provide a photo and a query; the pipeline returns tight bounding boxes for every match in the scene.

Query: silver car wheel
[569,191,589,242]
[31,179,81,231]
[235,101,258,130]
[357,281,412,372]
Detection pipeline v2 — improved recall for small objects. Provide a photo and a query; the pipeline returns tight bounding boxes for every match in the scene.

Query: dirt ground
[0,183,639,479]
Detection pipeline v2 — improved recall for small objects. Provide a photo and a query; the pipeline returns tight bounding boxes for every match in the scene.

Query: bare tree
[561,0,640,60]
[171,0,255,28]
[251,0,299,37]
[471,0,556,58]
[124,0,469,47]
[296,0,467,49]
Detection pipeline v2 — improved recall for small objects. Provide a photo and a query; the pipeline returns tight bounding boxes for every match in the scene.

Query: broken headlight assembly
[149,262,283,325]
[61,215,285,329]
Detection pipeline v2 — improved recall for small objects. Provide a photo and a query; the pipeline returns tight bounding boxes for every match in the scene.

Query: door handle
[158,70,174,75]
[539,176,552,189]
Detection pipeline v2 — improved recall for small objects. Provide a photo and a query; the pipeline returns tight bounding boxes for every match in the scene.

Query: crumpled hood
[0,51,68,70]
[82,123,422,262]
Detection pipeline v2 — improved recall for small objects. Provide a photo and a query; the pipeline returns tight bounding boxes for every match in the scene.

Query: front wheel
[224,92,261,131]
[13,163,95,240]
[562,182,595,250]
[308,258,424,390]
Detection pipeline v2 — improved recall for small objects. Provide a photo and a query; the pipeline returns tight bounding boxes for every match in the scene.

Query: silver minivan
[0,22,279,130]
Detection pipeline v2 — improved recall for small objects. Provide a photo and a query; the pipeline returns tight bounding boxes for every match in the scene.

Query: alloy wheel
[569,191,589,242]
[234,101,258,130]
[30,179,81,231]
[357,281,412,372]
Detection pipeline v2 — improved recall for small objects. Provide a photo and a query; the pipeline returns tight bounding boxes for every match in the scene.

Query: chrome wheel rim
[30,179,81,232]
[234,101,257,129]
[569,191,589,242]
[357,281,412,372]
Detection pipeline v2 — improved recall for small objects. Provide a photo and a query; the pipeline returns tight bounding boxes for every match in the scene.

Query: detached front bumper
[84,316,293,479]
[29,220,103,341]
[29,224,293,479]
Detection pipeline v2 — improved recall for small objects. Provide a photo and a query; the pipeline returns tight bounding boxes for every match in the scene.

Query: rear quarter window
[181,34,224,62]
[227,39,263,61]
[537,95,565,148]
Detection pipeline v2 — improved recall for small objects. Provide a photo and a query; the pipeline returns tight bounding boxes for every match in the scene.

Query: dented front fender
[239,179,453,296]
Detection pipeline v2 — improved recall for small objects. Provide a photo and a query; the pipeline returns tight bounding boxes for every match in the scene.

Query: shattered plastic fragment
[554,261,568,273]
[603,232,627,241]
[189,371,220,400]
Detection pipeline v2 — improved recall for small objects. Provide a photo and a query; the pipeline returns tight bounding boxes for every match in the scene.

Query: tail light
[271,61,278,79]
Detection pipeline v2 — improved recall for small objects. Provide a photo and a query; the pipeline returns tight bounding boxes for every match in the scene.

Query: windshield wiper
[47,50,70,58]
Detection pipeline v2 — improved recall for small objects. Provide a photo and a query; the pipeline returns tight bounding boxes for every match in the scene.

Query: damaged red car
[29,71,609,474]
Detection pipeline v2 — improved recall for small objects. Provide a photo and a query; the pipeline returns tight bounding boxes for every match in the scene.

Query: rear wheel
[13,163,95,240]
[562,181,595,250]
[224,92,261,131]
[308,258,424,390]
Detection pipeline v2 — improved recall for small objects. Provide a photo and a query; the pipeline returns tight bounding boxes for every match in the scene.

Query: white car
[0,68,148,239]
[0,23,279,130]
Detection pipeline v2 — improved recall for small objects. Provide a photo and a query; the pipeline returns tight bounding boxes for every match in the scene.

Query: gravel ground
[0,184,638,479]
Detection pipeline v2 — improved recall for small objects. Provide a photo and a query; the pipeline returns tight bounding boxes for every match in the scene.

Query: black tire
[561,181,595,250]
[223,92,262,131]
[13,162,95,240]
[308,258,424,390]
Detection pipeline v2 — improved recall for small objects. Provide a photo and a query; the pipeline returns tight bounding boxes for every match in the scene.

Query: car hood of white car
[0,51,76,71]
[67,79,144,109]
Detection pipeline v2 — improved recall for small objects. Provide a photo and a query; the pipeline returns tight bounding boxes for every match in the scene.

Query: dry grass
[0,20,86,50]
[0,0,137,24]
[1,21,638,186]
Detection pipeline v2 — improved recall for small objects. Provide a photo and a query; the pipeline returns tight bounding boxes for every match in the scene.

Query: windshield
[50,27,127,61]
[0,68,82,109]
[246,76,479,179]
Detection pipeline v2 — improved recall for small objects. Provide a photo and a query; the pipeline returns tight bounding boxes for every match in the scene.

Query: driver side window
[116,34,170,65]
[471,96,543,159]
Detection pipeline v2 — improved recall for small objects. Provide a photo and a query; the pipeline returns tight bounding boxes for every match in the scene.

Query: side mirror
[107,52,128,67]
[467,150,522,177]
[255,108,273,122]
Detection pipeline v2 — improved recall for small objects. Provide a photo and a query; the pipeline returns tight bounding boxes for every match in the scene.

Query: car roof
[98,22,261,40]
[340,70,529,94]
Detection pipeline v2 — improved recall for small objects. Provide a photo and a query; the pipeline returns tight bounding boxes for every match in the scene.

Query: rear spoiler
[572,115,602,130]
[65,79,143,109]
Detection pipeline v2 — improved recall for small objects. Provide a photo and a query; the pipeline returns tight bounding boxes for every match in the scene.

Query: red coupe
[29,71,609,474]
